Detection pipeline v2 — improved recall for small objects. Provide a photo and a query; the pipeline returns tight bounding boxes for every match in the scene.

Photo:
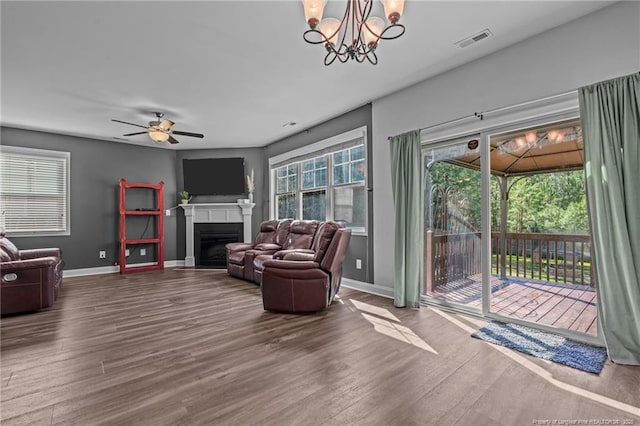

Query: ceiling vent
[455,28,493,48]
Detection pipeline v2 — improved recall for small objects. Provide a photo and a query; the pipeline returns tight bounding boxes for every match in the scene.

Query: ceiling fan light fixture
[149,130,170,143]
[112,113,204,145]
[159,119,175,131]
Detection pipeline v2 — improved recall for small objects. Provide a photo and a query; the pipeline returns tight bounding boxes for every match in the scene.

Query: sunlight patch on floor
[350,299,400,322]
[431,307,640,418]
[349,299,437,354]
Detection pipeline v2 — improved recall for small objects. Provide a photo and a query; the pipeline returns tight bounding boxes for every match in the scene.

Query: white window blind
[0,146,70,236]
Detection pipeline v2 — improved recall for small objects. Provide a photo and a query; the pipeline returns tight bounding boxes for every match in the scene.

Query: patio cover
[443,118,584,176]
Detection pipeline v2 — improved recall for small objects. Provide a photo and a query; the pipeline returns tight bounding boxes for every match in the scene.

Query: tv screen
[183,158,245,196]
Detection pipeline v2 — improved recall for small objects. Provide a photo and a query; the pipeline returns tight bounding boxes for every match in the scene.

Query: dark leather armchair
[261,225,352,313]
[252,220,319,285]
[1,231,64,315]
[226,220,281,280]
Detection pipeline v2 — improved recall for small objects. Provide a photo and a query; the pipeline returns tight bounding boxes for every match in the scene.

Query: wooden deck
[428,274,597,336]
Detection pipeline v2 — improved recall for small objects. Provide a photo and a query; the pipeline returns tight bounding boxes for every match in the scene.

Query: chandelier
[302,0,406,65]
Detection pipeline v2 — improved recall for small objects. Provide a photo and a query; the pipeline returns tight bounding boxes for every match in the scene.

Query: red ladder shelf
[118,178,165,274]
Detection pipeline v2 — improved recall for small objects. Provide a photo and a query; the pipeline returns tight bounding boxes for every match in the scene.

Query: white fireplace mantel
[181,202,254,267]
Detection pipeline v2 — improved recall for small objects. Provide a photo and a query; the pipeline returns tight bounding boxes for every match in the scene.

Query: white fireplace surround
[181,202,254,267]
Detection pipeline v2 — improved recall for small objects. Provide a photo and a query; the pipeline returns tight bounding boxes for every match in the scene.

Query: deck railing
[425,231,593,292]
[491,232,593,287]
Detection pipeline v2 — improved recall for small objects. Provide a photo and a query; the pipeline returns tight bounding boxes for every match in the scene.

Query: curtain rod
[387,89,578,141]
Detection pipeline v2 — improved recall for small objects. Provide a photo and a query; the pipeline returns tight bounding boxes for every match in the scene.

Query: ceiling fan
[112,112,204,144]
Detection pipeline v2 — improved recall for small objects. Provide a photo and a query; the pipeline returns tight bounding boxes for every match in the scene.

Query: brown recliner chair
[252,220,319,285]
[261,225,352,313]
[1,231,64,315]
[226,220,281,280]
[226,219,293,281]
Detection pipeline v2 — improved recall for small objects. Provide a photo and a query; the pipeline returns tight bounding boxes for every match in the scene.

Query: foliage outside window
[491,171,588,234]
[273,144,367,233]
[0,146,70,236]
[275,164,297,219]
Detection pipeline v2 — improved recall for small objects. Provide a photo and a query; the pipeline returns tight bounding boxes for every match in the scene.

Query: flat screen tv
[183,158,245,196]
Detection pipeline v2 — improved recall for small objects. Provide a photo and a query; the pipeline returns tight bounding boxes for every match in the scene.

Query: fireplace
[195,223,243,268]
[181,202,254,268]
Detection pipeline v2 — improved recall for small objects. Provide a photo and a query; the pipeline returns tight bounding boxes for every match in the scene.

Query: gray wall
[1,127,178,269]
[4,2,636,283]
[264,104,374,283]
[372,2,640,291]
[174,148,265,260]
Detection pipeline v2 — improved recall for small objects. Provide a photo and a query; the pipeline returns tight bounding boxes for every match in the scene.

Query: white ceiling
[1,1,614,150]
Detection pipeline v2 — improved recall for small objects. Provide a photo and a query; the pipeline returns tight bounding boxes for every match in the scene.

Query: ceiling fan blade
[112,119,148,129]
[172,130,204,138]
[168,135,180,144]
[122,131,148,137]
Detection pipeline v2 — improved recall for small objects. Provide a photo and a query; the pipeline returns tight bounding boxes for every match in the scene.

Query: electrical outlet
[356,259,362,270]
[125,249,130,256]
[99,250,106,259]
[140,248,146,256]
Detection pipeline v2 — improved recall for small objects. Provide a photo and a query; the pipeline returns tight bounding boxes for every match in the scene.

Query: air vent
[455,28,493,48]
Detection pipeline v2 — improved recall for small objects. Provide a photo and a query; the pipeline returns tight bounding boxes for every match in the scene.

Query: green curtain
[579,73,640,365]
[390,130,423,308]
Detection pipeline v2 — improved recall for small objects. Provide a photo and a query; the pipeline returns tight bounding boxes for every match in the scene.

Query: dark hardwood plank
[1,269,638,425]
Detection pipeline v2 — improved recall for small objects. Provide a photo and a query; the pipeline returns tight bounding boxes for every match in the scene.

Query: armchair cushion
[226,220,283,280]
[226,242,255,254]
[281,220,319,250]
[280,251,316,262]
[254,243,281,251]
[272,249,314,260]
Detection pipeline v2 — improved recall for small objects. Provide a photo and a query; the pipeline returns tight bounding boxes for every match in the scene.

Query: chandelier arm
[304,28,333,45]
[356,0,372,25]
[355,42,376,63]
[366,50,378,65]
[355,0,373,50]
[351,0,358,49]
[324,51,339,66]
[377,23,406,41]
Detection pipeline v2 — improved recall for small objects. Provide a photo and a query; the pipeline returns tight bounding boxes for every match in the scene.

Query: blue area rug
[471,322,608,374]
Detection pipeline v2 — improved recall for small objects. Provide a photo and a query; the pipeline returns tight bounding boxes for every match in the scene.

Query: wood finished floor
[1,269,639,425]
[429,274,597,335]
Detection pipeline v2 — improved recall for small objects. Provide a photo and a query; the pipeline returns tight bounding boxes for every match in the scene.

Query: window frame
[269,127,368,235]
[0,145,71,237]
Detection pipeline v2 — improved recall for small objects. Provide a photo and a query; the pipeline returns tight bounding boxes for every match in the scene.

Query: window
[301,156,327,221]
[0,146,70,236]
[333,145,365,185]
[275,164,297,219]
[269,128,367,234]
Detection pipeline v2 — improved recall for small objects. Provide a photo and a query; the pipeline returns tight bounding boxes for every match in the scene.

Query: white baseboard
[63,266,394,302]
[341,278,394,299]
[63,265,119,277]
[63,260,186,277]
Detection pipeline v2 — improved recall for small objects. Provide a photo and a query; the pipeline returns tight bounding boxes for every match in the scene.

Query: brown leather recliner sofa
[226,219,292,282]
[252,219,319,285]
[261,224,352,313]
[225,219,352,312]
[1,231,64,315]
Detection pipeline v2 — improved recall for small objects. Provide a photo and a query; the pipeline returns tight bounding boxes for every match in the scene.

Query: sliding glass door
[422,116,598,341]
[423,135,483,314]
[487,118,597,337]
